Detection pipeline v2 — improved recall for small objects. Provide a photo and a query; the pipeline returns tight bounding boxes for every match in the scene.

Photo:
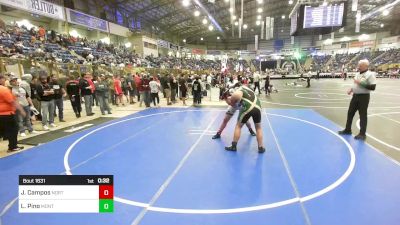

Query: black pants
[345,94,370,135]
[151,93,159,106]
[69,95,82,115]
[0,114,18,150]
[193,92,202,104]
[265,82,270,94]
[254,82,260,94]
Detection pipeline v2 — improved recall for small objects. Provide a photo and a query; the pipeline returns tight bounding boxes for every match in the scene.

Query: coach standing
[339,59,376,140]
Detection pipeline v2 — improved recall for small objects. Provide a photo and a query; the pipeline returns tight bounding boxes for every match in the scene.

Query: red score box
[99,185,114,199]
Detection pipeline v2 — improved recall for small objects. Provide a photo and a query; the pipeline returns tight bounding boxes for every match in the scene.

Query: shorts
[238,107,261,124]
[129,89,136,97]
[226,105,238,116]
[164,88,171,98]
[181,89,187,98]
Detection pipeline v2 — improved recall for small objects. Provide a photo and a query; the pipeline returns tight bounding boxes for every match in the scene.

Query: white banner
[265,17,270,40]
[0,0,65,20]
[261,21,264,39]
[355,10,361,33]
[381,36,400,44]
[255,35,258,51]
[270,17,274,39]
[352,0,358,11]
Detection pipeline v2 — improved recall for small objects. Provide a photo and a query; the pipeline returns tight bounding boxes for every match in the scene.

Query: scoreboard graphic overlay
[19,175,113,213]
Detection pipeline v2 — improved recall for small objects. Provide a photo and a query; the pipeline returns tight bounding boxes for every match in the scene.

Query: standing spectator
[161,74,171,105]
[0,75,26,152]
[170,75,178,103]
[149,77,160,107]
[134,73,142,102]
[192,76,202,105]
[126,73,136,104]
[9,76,37,136]
[95,74,112,115]
[179,75,188,106]
[253,72,261,94]
[65,76,81,118]
[142,74,151,107]
[30,75,41,120]
[50,75,66,122]
[121,76,130,104]
[107,74,115,105]
[79,73,95,116]
[91,75,99,107]
[339,59,376,140]
[114,75,124,106]
[36,75,56,130]
[264,74,270,95]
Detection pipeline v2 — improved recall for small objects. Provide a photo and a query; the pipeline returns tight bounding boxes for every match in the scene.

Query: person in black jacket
[50,75,66,122]
[36,75,55,130]
[192,77,202,105]
[79,73,94,116]
[65,76,81,118]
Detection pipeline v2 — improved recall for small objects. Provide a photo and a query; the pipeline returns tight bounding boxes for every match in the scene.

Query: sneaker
[50,123,57,128]
[43,125,50,131]
[212,133,221,139]
[250,131,256,136]
[20,132,26,137]
[59,119,66,122]
[354,134,366,140]
[88,113,95,116]
[338,130,352,135]
[30,130,39,134]
[258,146,266,153]
[7,146,24,152]
[225,145,237,151]
[108,112,112,114]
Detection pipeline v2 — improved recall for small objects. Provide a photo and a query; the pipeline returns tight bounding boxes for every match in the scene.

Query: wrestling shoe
[212,133,221,139]
[338,129,352,135]
[225,145,237,151]
[258,146,266,153]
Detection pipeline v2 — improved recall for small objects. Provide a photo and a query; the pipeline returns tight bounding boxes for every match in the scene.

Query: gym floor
[0,78,399,225]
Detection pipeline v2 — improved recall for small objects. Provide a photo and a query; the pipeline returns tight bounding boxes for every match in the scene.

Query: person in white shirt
[253,72,261,94]
[149,77,160,107]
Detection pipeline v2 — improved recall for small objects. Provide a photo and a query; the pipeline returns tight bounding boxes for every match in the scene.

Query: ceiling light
[232,15,237,20]
[183,39,186,43]
[257,0,263,3]
[322,1,328,6]
[194,10,200,17]
[256,21,261,26]
[224,0,229,2]
[257,15,261,20]
[182,0,190,7]
[243,24,248,29]
[289,0,293,5]
[257,8,263,13]
[217,36,220,40]
[282,15,286,19]
[234,21,239,26]
[380,23,384,28]
[208,25,214,31]
[200,37,204,41]
[229,8,234,13]
[202,18,208,24]
[382,9,389,16]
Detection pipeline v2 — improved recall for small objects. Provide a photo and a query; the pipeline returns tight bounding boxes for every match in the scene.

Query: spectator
[149,77,160,107]
[36,75,56,130]
[161,74,171,105]
[0,74,26,152]
[79,73,95,116]
[50,75,66,122]
[179,75,188,106]
[113,75,124,106]
[65,76,81,118]
[142,74,151,108]
[192,76,202,105]
[170,75,178,104]
[38,25,46,41]
[95,74,112,115]
[9,75,37,136]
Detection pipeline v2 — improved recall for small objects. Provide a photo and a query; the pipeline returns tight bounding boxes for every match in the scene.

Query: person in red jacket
[114,75,124,106]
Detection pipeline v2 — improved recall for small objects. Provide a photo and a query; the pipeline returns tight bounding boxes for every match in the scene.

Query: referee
[339,59,376,140]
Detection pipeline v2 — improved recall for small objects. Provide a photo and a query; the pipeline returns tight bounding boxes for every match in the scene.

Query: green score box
[99,199,114,213]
